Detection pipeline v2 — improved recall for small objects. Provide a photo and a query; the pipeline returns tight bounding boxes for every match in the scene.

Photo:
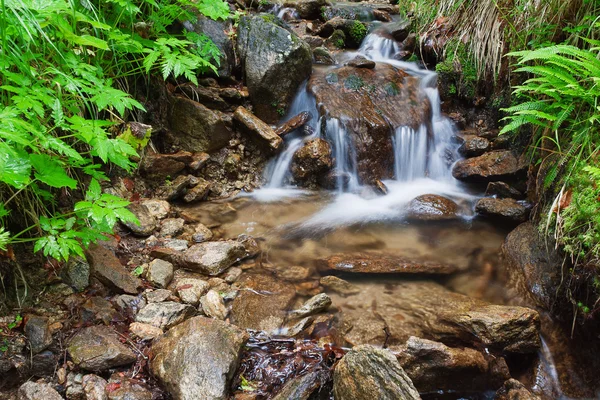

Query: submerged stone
[319,253,458,274]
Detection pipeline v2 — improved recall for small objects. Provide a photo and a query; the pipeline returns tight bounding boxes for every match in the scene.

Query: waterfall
[325,118,359,192]
[393,125,428,181]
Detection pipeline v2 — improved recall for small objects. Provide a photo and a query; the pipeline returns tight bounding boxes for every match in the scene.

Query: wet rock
[178,84,230,112]
[335,281,540,353]
[233,106,283,151]
[182,178,212,203]
[319,253,458,274]
[115,294,147,315]
[61,256,90,292]
[302,34,324,48]
[106,376,153,400]
[159,218,185,237]
[186,16,234,77]
[272,371,324,400]
[396,337,509,392]
[224,267,243,283]
[291,138,333,181]
[347,55,376,69]
[192,223,213,243]
[123,203,158,236]
[495,379,540,400]
[486,181,523,199]
[150,316,248,400]
[230,274,296,331]
[189,152,210,172]
[156,175,198,201]
[501,222,562,310]
[237,15,312,123]
[313,46,336,64]
[82,374,108,400]
[81,296,124,324]
[160,238,189,251]
[86,244,141,294]
[25,316,52,354]
[17,381,62,400]
[406,194,459,221]
[274,112,312,136]
[238,235,261,259]
[320,276,360,296]
[172,275,210,306]
[289,293,332,319]
[135,302,195,330]
[140,151,191,179]
[459,135,491,157]
[308,63,430,183]
[388,18,411,42]
[140,199,170,220]
[282,0,327,19]
[333,345,420,400]
[181,241,246,275]
[271,265,313,282]
[475,198,530,224]
[452,150,526,183]
[168,96,232,153]
[144,289,171,303]
[373,9,392,22]
[200,290,228,320]
[317,18,369,48]
[146,259,174,288]
[68,326,136,371]
[129,322,163,341]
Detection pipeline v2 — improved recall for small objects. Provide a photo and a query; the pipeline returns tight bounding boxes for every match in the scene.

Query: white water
[247,28,473,225]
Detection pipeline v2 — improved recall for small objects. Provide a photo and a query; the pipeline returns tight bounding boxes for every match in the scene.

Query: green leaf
[30,154,77,189]
[86,179,102,201]
[196,0,230,20]
[0,146,31,189]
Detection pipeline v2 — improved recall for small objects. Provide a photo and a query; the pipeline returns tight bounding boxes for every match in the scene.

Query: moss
[330,29,346,49]
[344,74,364,90]
[260,13,277,24]
[435,40,478,101]
[384,82,400,96]
[325,72,339,84]
[348,21,367,45]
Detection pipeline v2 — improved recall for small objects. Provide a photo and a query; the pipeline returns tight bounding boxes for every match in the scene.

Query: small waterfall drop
[393,125,428,181]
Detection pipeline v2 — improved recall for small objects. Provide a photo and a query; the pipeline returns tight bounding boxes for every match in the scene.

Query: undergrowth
[0,0,229,262]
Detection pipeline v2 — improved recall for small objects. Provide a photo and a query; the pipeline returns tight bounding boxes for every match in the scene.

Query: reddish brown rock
[274,112,311,136]
[318,252,458,274]
[233,106,283,151]
[86,244,141,294]
[452,150,526,183]
[406,194,459,221]
[476,198,530,224]
[291,138,333,181]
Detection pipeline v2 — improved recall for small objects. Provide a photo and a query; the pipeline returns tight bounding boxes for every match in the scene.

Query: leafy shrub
[348,21,367,45]
[0,0,229,261]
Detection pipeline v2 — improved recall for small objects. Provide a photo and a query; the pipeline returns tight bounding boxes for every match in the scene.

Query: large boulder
[291,138,333,181]
[186,16,234,77]
[331,281,540,353]
[68,326,137,371]
[333,345,421,400]
[237,15,312,123]
[308,63,430,183]
[319,253,458,274]
[167,96,232,152]
[452,150,526,183]
[150,317,248,400]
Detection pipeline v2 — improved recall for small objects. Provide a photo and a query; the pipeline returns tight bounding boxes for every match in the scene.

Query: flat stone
[68,326,136,371]
[86,244,141,294]
[156,175,198,201]
[406,194,459,221]
[146,259,174,288]
[485,181,522,199]
[25,316,52,354]
[171,276,210,306]
[159,218,185,237]
[144,289,172,303]
[182,178,212,203]
[274,112,311,136]
[135,302,196,330]
[452,150,526,183]
[272,371,324,400]
[200,290,228,320]
[129,322,163,341]
[81,296,124,324]
[476,197,530,224]
[114,294,147,316]
[233,106,283,151]
[320,276,360,296]
[396,336,509,392]
[289,293,332,319]
[150,317,248,400]
[347,55,376,69]
[230,274,296,331]
[140,151,191,179]
[107,376,153,400]
[140,199,171,220]
[318,253,458,274]
[333,345,420,400]
[123,203,158,236]
[271,265,314,282]
[181,241,246,275]
[18,381,63,400]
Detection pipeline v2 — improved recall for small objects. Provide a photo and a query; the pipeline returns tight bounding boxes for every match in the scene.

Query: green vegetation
[435,40,477,100]
[344,75,364,91]
[348,21,367,45]
[330,29,346,49]
[0,0,229,261]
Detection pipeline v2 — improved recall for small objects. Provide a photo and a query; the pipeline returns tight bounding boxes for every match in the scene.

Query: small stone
[289,293,332,319]
[406,194,459,221]
[161,238,189,251]
[279,316,313,337]
[123,203,158,236]
[61,256,90,292]
[347,55,376,69]
[495,379,540,400]
[238,234,260,258]
[200,290,228,320]
[320,276,360,296]
[174,277,210,306]
[192,223,214,243]
[156,175,198,201]
[159,218,185,237]
[183,178,212,203]
[273,265,313,282]
[82,374,108,400]
[140,199,171,220]
[81,296,124,324]
[146,259,174,288]
[476,198,530,224]
[459,135,491,157]
[181,241,246,275]
[135,302,196,329]
[224,267,242,284]
[114,294,146,316]
[86,244,141,294]
[18,381,63,400]
[129,322,163,341]
[106,376,153,400]
[233,106,283,151]
[25,316,52,354]
[485,181,523,199]
[144,289,172,303]
[68,326,136,371]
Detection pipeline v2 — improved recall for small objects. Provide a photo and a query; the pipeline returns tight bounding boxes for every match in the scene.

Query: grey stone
[123,203,158,236]
[68,326,136,372]
[140,199,171,220]
[146,259,174,288]
[289,293,331,319]
[61,256,90,292]
[86,244,141,295]
[17,381,62,400]
[192,224,213,243]
[181,241,246,275]
[200,290,228,320]
[24,316,52,354]
[159,218,185,237]
[135,302,195,329]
